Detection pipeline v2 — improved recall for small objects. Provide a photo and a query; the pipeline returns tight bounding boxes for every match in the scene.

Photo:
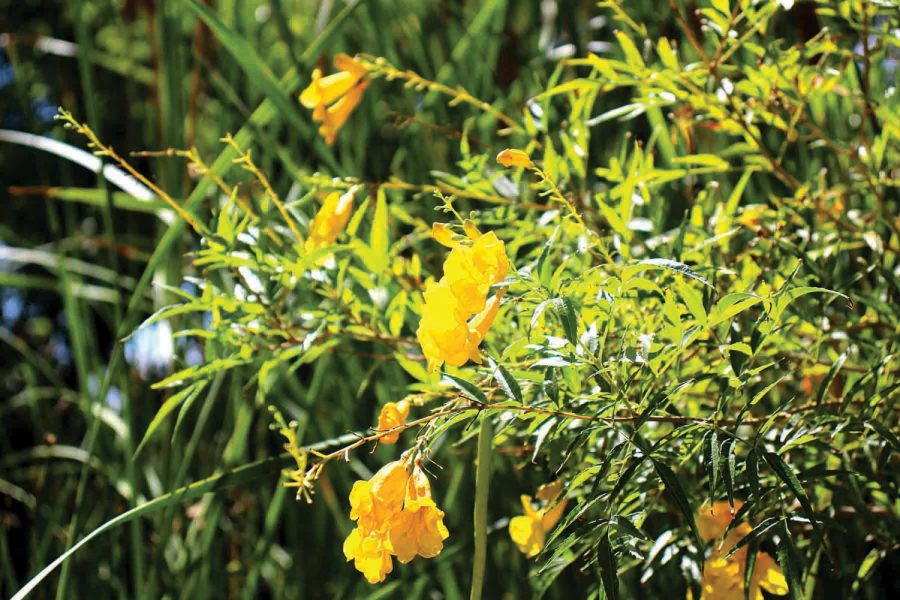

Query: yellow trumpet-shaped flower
[496,148,533,168]
[344,460,449,583]
[697,502,788,600]
[348,461,408,532]
[305,191,354,253]
[509,480,567,557]
[415,221,509,371]
[442,230,510,315]
[299,53,368,145]
[343,527,394,584]
[376,400,410,445]
[389,466,450,563]
[416,282,504,372]
[416,281,474,371]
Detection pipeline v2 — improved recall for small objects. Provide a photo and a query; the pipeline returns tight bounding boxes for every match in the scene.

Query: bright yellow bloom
[698,502,788,600]
[416,282,504,372]
[389,466,450,563]
[376,400,410,445]
[299,53,368,145]
[316,80,369,145]
[343,527,394,584]
[344,460,448,583]
[305,191,354,253]
[416,281,475,371]
[416,222,509,371]
[442,231,510,315]
[431,222,456,248]
[509,480,567,557]
[496,148,533,168]
[348,461,408,531]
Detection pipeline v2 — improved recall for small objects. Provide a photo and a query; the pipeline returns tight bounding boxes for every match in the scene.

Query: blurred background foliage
[1,0,898,599]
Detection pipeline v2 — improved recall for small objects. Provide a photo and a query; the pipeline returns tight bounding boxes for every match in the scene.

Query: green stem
[470,411,493,600]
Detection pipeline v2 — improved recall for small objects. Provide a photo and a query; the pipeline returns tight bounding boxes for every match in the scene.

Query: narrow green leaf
[369,187,390,274]
[815,352,847,406]
[553,296,579,345]
[134,381,207,459]
[777,521,801,600]
[470,413,493,600]
[624,258,714,289]
[706,431,720,505]
[596,528,619,600]
[653,461,700,546]
[488,357,522,403]
[763,452,817,526]
[442,373,488,405]
[723,438,736,507]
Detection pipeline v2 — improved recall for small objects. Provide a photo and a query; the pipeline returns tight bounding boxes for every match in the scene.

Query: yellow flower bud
[305,191,354,253]
[496,148,533,168]
[299,54,368,145]
[376,400,411,445]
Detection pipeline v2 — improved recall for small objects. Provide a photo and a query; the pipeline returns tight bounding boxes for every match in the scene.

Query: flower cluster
[305,190,354,253]
[416,222,509,372]
[696,502,788,600]
[508,480,568,557]
[299,54,369,145]
[343,460,449,583]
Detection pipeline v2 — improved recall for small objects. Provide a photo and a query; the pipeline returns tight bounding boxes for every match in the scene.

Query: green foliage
[1,0,898,598]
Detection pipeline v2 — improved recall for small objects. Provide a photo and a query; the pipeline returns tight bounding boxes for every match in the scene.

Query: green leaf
[470,412,493,600]
[771,286,847,323]
[624,258,714,289]
[488,357,522,403]
[777,521,801,600]
[723,438,736,506]
[553,296,579,345]
[746,449,760,501]
[596,528,620,600]
[134,381,207,459]
[368,187,390,274]
[706,431,720,504]
[653,460,700,546]
[763,452,817,527]
[722,516,780,559]
[815,352,847,406]
[614,30,645,68]
[442,373,488,405]
[657,37,679,70]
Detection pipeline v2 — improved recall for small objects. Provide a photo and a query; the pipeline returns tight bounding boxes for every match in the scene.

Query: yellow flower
[305,191,354,253]
[348,461,408,532]
[509,480,567,557]
[343,527,394,584]
[389,466,450,563]
[496,148,533,168]
[299,53,368,145]
[416,283,504,372]
[344,460,449,582]
[442,230,510,315]
[416,222,509,371]
[697,502,788,600]
[376,400,410,445]
[316,80,369,145]
[416,281,476,371]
